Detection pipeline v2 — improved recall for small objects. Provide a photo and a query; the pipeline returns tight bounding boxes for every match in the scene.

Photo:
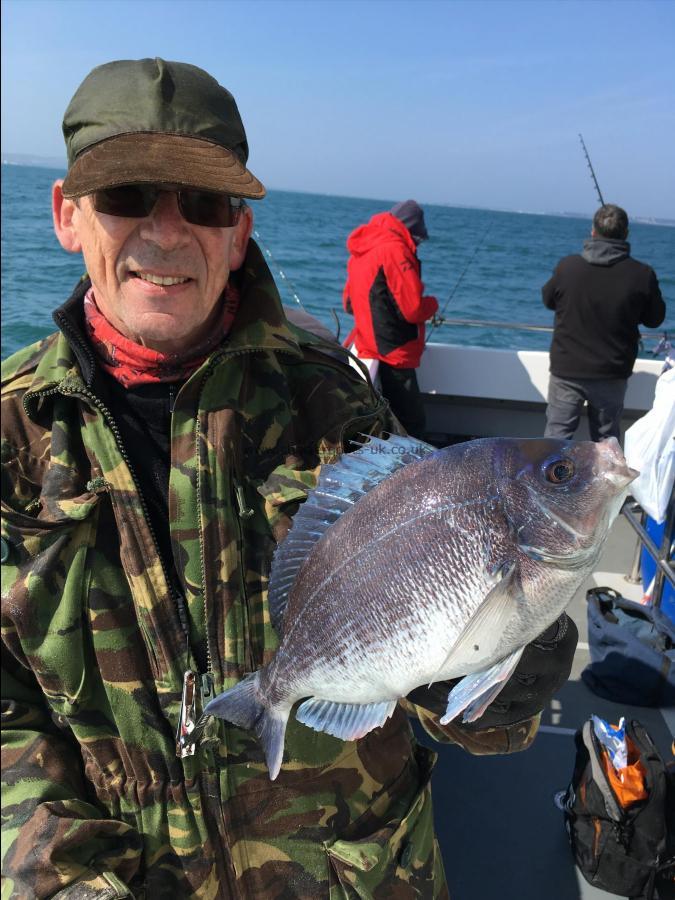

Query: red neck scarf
[84,286,239,388]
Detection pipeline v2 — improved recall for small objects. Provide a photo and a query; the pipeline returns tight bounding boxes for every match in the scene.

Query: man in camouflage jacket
[2,58,576,899]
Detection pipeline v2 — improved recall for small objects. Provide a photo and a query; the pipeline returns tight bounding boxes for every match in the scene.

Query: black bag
[583,587,675,707]
[559,718,673,899]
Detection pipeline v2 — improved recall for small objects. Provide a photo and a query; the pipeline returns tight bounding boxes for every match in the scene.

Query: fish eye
[544,458,575,484]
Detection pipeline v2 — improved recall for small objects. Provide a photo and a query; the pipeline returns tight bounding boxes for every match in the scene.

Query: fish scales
[206,434,636,779]
[269,472,502,699]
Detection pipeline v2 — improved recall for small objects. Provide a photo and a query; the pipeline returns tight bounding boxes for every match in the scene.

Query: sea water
[2,163,673,361]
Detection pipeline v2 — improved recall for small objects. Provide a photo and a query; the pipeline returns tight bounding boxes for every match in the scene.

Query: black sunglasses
[92,185,243,228]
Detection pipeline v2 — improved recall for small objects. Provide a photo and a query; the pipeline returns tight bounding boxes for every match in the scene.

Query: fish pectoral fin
[439,647,525,725]
[428,561,520,687]
[296,697,397,741]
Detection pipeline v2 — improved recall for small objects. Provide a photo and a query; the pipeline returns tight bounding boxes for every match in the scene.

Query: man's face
[53,182,252,353]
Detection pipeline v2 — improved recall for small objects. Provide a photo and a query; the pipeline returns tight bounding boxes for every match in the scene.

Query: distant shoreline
[2,158,673,228]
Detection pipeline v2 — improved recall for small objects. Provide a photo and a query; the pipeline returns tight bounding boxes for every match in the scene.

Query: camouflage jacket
[2,243,534,899]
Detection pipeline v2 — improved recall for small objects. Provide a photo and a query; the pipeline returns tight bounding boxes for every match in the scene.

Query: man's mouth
[131,272,192,286]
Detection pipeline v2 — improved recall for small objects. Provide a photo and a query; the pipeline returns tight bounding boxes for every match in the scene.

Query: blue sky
[2,0,674,218]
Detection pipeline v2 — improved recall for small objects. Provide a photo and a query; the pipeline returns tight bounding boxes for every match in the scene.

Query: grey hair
[592,204,629,240]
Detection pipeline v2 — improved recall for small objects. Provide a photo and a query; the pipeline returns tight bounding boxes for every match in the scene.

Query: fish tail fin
[204,673,289,780]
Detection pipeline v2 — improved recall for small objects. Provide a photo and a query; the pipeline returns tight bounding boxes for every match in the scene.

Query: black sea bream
[206,434,636,779]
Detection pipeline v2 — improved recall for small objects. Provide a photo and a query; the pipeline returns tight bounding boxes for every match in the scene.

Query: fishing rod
[426,222,492,345]
[578,133,605,207]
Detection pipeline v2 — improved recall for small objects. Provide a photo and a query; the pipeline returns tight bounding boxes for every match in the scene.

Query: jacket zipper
[192,350,262,900]
[233,462,256,674]
[193,348,262,683]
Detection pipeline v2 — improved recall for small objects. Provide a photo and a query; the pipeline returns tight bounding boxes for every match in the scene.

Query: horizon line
[2,157,673,227]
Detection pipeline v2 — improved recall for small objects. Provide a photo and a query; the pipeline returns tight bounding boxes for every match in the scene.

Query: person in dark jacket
[543,204,666,441]
[343,200,438,436]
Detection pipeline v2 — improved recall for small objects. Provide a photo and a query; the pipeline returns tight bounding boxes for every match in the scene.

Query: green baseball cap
[61,58,265,200]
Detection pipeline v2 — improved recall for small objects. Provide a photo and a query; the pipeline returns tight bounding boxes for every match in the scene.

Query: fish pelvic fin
[440,647,524,725]
[296,697,398,741]
[268,434,436,635]
[204,673,288,780]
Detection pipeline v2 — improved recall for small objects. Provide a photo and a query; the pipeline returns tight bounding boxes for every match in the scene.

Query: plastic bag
[592,715,628,769]
[624,368,675,524]
[591,715,649,808]
[346,341,380,386]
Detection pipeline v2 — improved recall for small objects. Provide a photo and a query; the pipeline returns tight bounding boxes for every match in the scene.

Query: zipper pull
[190,673,220,749]
[235,484,254,519]
[176,670,198,758]
[201,672,214,700]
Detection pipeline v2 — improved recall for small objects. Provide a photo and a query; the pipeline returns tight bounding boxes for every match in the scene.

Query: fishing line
[253,228,306,309]
[426,221,493,345]
[330,309,342,343]
[253,229,346,341]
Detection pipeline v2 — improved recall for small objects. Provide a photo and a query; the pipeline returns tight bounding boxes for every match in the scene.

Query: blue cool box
[641,516,674,623]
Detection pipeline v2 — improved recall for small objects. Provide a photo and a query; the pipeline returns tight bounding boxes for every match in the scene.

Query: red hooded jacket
[343,212,438,368]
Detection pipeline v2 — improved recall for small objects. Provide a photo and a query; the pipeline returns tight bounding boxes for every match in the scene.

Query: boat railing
[621,487,675,609]
[431,317,669,343]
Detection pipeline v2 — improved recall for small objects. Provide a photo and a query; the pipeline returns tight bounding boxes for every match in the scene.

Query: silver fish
[205,434,636,779]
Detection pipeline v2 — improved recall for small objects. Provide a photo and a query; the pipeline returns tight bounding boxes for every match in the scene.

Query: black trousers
[378,363,426,437]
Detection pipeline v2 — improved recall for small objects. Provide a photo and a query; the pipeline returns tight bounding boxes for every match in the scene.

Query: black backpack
[558,718,674,899]
[582,587,675,707]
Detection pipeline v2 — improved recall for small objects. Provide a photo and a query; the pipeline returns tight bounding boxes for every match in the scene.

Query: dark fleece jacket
[542,238,665,379]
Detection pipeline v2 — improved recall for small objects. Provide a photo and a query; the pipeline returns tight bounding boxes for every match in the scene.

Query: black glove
[407,613,578,729]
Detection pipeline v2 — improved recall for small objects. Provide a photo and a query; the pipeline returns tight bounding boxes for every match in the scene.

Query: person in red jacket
[343,200,438,436]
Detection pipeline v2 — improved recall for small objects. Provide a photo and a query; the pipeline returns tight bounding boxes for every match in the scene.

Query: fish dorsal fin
[268,434,436,634]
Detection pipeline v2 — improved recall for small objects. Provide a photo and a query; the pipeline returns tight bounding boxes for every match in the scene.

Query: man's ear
[229,204,254,271]
[52,180,82,253]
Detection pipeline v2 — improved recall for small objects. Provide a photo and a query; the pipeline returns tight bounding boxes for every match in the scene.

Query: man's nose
[139,192,190,247]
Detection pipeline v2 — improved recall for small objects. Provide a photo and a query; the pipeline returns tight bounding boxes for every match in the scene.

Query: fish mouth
[603,466,639,490]
[596,438,639,490]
